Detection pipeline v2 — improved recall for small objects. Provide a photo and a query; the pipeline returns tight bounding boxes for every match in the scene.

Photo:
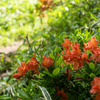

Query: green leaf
[38,85,52,100]
[17,59,21,66]
[89,12,97,20]
[52,67,60,76]
[0,96,11,99]
[89,73,95,78]
[50,52,55,60]
[18,89,29,99]
[86,50,91,56]
[89,62,95,71]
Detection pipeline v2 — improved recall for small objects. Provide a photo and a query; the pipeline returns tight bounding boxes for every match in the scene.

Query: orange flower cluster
[13,55,54,79]
[26,55,39,75]
[62,37,100,70]
[62,38,84,70]
[84,37,100,65]
[83,37,99,52]
[89,77,100,100]
[41,56,54,70]
[13,54,39,79]
[56,87,68,100]
[39,0,54,12]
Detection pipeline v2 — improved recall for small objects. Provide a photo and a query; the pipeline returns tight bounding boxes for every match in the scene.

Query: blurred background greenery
[0,0,100,47]
[0,0,36,46]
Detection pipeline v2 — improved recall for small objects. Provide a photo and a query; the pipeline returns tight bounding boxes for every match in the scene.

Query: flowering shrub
[13,37,100,100]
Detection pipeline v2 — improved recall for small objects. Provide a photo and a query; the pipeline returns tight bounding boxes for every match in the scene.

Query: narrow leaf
[17,59,21,66]
[38,85,52,100]
[18,89,29,99]
[0,96,11,99]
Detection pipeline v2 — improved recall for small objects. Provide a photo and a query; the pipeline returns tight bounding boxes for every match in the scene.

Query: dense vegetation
[0,0,100,100]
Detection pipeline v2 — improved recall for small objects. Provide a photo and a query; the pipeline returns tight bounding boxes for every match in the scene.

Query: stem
[26,34,33,53]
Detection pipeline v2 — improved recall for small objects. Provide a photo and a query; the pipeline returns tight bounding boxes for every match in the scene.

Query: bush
[0,0,100,100]
[11,37,100,100]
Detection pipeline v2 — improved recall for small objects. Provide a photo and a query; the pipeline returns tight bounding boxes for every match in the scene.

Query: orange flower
[84,37,99,53]
[41,56,54,70]
[13,62,27,79]
[13,73,21,79]
[31,54,39,64]
[90,48,100,65]
[27,61,39,75]
[89,77,100,100]
[83,37,100,64]
[13,54,39,79]
[71,43,82,56]
[82,52,88,60]
[56,87,68,100]
[18,62,27,76]
[26,55,39,75]
[62,42,83,70]
[62,38,72,50]
[82,52,90,64]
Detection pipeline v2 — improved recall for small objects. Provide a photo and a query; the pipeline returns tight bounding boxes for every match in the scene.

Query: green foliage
[0,0,100,100]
